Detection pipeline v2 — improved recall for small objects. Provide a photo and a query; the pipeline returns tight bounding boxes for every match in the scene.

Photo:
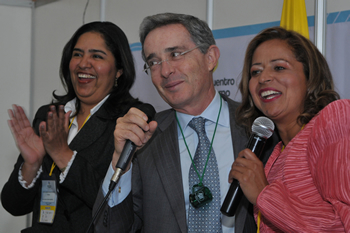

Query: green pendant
[189,183,213,208]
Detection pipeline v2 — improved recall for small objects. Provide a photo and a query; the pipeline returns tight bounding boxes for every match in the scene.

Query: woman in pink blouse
[232,26,350,232]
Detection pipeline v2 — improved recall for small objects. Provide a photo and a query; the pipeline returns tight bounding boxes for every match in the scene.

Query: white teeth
[261,90,280,98]
[78,73,96,79]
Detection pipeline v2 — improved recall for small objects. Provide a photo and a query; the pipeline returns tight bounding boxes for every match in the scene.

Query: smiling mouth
[260,90,281,100]
[164,80,183,89]
[78,73,96,79]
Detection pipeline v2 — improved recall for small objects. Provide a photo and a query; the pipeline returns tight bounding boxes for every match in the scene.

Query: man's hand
[112,107,157,170]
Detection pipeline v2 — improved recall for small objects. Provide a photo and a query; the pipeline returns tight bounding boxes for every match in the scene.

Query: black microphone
[109,104,156,191]
[85,104,156,233]
[220,116,274,216]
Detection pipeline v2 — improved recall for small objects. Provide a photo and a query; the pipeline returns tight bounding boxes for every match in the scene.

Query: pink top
[255,99,350,232]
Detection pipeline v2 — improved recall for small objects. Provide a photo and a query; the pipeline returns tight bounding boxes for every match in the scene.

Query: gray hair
[139,12,216,61]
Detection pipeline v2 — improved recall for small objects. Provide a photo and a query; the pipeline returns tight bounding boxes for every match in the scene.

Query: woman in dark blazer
[1,21,142,233]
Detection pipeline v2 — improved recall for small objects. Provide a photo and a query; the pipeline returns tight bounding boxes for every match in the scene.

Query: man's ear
[206,45,220,72]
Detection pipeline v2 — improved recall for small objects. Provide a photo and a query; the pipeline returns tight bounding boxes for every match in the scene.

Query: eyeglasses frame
[143,44,203,75]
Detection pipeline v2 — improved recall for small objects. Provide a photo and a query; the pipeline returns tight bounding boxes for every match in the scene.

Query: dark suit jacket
[94,95,277,233]
[1,99,136,233]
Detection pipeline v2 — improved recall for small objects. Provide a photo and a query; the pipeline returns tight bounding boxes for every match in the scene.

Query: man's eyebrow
[145,46,182,61]
[164,46,180,53]
[145,53,156,61]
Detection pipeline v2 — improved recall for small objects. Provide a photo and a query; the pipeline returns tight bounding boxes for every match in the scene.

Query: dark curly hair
[237,26,339,133]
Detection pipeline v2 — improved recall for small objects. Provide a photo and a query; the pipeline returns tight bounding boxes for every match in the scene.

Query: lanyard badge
[176,97,222,209]
[39,173,58,224]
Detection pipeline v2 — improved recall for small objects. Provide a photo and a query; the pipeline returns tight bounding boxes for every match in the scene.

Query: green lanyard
[175,96,222,185]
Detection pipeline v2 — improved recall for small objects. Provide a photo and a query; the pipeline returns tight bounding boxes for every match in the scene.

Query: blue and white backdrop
[130,10,350,112]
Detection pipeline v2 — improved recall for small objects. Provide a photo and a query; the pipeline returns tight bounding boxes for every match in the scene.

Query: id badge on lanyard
[39,173,58,224]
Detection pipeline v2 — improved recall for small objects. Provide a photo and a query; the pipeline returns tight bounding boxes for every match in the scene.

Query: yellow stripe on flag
[280,0,309,39]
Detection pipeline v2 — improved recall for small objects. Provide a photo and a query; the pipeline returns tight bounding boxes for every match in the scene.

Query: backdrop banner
[130,11,350,112]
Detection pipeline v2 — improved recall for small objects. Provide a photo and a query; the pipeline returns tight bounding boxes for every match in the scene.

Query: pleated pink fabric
[255,99,350,232]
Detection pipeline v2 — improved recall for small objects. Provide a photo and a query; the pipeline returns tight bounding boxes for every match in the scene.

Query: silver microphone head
[251,116,274,139]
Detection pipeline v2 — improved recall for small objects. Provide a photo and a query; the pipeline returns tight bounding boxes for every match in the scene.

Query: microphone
[109,103,156,191]
[85,104,156,233]
[220,116,274,216]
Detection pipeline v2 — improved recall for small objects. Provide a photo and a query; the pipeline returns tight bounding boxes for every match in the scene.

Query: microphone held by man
[109,103,156,191]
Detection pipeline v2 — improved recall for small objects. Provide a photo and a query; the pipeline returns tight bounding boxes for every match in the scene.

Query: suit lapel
[224,95,248,159]
[153,112,187,233]
[68,106,111,152]
[223,95,250,233]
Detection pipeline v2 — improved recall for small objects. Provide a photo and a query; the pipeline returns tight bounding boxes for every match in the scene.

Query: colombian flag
[280,0,309,39]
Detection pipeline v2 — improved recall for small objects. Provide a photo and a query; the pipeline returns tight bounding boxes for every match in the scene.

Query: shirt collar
[64,94,110,117]
[176,91,230,132]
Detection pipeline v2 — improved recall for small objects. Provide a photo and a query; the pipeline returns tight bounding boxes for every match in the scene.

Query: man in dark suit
[94,13,276,233]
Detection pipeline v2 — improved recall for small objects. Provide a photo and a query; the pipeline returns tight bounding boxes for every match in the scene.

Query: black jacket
[1,97,141,233]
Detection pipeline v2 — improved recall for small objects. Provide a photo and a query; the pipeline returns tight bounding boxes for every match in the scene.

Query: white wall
[0,4,32,233]
[1,0,350,232]
[32,0,101,113]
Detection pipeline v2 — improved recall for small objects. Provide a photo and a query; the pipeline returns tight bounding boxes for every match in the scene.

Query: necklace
[281,124,305,152]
